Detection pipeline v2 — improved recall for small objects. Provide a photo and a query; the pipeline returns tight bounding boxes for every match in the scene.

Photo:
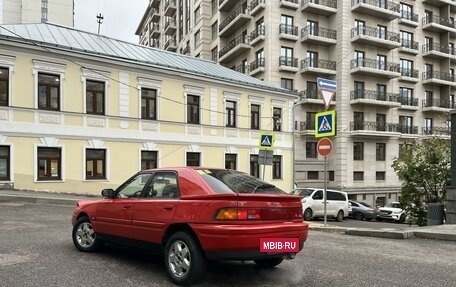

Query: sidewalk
[1,189,456,242]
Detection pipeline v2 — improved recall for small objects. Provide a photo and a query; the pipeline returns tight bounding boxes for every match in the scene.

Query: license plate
[260,238,299,253]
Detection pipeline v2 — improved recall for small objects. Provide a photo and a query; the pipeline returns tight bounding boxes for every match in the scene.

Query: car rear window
[197,169,286,194]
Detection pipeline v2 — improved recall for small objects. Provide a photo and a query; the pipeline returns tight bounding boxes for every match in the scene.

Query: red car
[71,167,308,285]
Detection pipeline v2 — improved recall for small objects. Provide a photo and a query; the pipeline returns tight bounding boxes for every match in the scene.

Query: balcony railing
[235,63,249,74]
[422,99,456,109]
[301,0,337,9]
[350,89,399,102]
[400,68,419,78]
[250,58,265,71]
[301,26,337,39]
[397,97,418,107]
[397,124,418,134]
[351,26,400,43]
[251,0,265,10]
[400,39,419,50]
[250,26,265,41]
[400,11,418,22]
[422,43,456,55]
[219,34,249,58]
[299,121,315,131]
[422,127,451,136]
[219,5,249,32]
[279,56,298,68]
[422,71,456,82]
[422,15,456,29]
[351,121,398,132]
[351,0,400,13]
[279,24,299,36]
[351,58,400,72]
[301,58,336,70]
[303,89,318,99]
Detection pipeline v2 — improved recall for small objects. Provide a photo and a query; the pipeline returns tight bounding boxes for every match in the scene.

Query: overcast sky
[74,0,149,43]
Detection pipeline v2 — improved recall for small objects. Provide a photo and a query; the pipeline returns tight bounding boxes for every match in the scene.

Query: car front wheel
[354,212,364,221]
[165,231,207,286]
[254,257,283,268]
[303,208,313,221]
[336,210,344,222]
[72,216,103,252]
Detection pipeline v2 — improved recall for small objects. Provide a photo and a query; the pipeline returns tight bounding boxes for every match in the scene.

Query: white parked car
[293,188,349,222]
[377,202,406,223]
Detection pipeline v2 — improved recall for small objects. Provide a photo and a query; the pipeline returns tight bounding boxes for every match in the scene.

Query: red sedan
[71,167,308,285]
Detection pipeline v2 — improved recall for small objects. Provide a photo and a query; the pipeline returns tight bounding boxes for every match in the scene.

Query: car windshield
[386,202,401,208]
[292,188,313,197]
[197,169,286,194]
[358,201,373,208]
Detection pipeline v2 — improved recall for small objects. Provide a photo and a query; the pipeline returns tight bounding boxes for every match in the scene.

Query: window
[186,152,200,166]
[141,151,158,170]
[280,46,294,66]
[376,171,385,181]
[272,155,282,179]
[306,112,316,130]
[0,67,8,106]
[86,149,106,179]
[307,51,318,68]
[353,142,364,160]
[353,172,364,181]
[354,111,364,130]
[400,30,414,48]
[225,154,237,170]
[328,171,334,181]
[376,143,386,161]
[353,81,364,99]
[424,90,433,107]
[211,21,218,40]
[194,5,202,24]
[211,46,218,62]
[377,25,386,39]
[280,78,293,90]
[37,147,61,180]
[250,154,259,178]
[280,14,294,34]
[377,54,386,70]
[306,81,317,99]
[86,80,105,115]
[376,84,386,101]
[141,88,157,120]
[307,20,318,35]
[424,118,433,134]
[273,107,282,132]
[38,73,60,110]
[211,0,217,15]
[187,95,200,124]
[226,100,236,127]
[308,171,319,180]
[376,113,386,131]
[400,59,413,77]
[353,50,364,67]
[399,87,413,105]
[399,116,414,134]
[424,63,433,79]
[400,3,413,20]
[306,142,317,158]
[251,104,260,130]
[354,19,365,35]
[0,146,10,180]
[194,30,201,48]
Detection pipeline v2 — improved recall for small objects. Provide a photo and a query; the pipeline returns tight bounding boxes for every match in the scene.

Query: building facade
[0,23,296,195]
[0,0,74,26]
[136,0,455,206]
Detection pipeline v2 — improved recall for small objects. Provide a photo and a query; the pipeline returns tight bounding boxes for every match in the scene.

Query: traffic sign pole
[324,155,328,227]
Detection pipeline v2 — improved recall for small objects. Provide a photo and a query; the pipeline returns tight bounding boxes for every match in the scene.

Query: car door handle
[123,206,132,210]
[163,206,174,211]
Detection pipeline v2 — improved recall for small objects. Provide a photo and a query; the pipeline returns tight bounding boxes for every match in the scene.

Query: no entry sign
[317,138,333,157]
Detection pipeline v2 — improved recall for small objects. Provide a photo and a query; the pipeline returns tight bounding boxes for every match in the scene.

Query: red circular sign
[317,138,333,157]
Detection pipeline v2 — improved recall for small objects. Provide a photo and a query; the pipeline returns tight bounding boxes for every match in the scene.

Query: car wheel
[399,213,406,224]
[303,208,313,221]
[354,212,364,221]
[254,258,284,268]
[72,216,103,252]
[336,210,344,222]
[165,231,207,286]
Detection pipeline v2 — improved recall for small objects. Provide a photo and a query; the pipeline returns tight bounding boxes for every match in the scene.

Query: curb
[0,194,80,206]
[345,228,415,239]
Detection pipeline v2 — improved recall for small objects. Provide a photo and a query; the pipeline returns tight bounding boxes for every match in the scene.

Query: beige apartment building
[137,0,454,206]
[0,0,73,26]
[0,22,296,194]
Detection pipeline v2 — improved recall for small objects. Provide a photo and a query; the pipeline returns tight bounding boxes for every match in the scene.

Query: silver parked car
[349,200,379,221]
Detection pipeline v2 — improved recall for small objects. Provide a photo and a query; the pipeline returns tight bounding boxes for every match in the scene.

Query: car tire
[336,210,344,222]
[164,231,207,286]
[72,216,103,252]
[354,212,364,221]
[376,217,382,222]
[399,213,406,224]
[254,257,284,268]
[303,208,313,221]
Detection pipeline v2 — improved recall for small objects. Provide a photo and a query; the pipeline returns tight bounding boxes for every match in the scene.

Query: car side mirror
[101,188,116,198]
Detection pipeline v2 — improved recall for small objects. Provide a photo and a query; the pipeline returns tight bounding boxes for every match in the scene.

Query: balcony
[250,26,265,46]
[350,121,400,138]
[164,17,177,35]
[301,26,337,46]
[351,26,400,50]
[280,0,299,10]
[151,9,161,22]
[164,0,177,16]
[422,99,456,112]
[350,58,401,78]
[279,24,299,41]
[249,58,265,76]
[150,0,160,8]
[164,38,177,52]
[279,57,299,72]
[422,71,456,87]
[219,0,238,11]
[350,90,400,108]
[422,43,456,61]
[150,23,161,39]
[182,45,190,55]
[398,11,419,27]
[422,126,451,138]
[398,125,419,137]
[300,89,336,106]
[150,39,160,48]
[297,121,315,136]
[351,0,401,21]
[301,0,337,16]
[250,0,265,16]
[219,5,252,38]
[399,39,419,55]
[300,58,336,75]
[399,68,419,83]
[219,34,251,63]
[397,97,419,111]
[234,63,249,74]
[422,0,456,12]
[422,15,456,34]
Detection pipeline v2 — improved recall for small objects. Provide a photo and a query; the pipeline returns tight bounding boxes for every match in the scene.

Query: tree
[391,137,450,226]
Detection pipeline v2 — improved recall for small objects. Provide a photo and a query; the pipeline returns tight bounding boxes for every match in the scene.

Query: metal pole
[324,155,327,227]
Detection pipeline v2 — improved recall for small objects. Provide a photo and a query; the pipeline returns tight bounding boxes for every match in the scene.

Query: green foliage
[391,137,450,226]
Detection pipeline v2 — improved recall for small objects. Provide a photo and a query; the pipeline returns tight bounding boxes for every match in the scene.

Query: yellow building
[0,23,297,195]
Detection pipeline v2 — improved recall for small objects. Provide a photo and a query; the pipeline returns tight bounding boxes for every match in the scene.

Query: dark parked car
[72,167,308,286]
[349,200,379,221]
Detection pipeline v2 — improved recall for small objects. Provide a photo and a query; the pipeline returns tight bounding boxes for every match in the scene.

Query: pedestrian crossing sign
[315,110,336,138]
[259,133,275,149]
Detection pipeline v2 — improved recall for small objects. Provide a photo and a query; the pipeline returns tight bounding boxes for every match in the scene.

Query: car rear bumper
[190,221,308,260]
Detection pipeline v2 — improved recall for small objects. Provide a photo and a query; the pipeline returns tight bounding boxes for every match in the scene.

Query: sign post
[258,133,275,180]
[318,138,333,227]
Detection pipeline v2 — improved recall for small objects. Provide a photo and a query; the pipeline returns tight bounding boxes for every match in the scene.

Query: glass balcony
[279,24,299,41]
[219,5,252,38]
[350,89,400,107]
[249,58,265,76]
[219,34,251,63]
[351,0,401,21]
[350,58,401,78]
[422,43,456,60]
[301,0,337,16]
[422,15,456,34]
[301,26,337,46]
[422,71,456,87]
[300,58,336,75]
[351,26,401,50]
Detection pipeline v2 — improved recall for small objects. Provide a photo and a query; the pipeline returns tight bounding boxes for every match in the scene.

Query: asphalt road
[1,202,456,287]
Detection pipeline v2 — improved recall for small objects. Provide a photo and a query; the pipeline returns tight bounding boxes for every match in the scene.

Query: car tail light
[215,207,302,220]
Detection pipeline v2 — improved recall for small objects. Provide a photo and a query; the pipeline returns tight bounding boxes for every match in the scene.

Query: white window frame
[83,139,109,182]
[32,59,66,110]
